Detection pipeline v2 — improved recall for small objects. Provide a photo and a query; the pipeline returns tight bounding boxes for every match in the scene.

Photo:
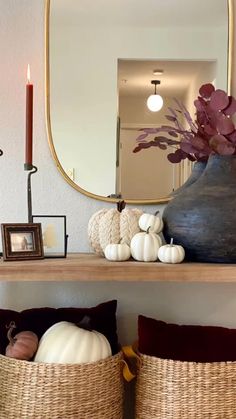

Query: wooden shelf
[0,253,235,282]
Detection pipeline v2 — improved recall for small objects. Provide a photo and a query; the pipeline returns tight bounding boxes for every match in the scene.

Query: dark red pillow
[0,300,118,355]
[138,315,236,362]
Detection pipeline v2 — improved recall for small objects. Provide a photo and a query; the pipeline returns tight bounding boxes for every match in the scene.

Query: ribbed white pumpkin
[158,238,185,264]
[130,228,162,262]
[88,202,142,255]
[34,321,112,364]
[138,211,163,234]
[104,242,131,261]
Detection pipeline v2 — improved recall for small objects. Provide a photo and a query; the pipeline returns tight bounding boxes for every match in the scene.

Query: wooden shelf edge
[0,253,235,282]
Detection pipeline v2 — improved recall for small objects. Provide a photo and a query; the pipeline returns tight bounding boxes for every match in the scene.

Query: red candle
[25,64,33,168]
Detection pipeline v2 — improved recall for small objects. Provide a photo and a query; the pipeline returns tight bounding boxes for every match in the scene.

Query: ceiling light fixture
[147,80,163,112]
[153,69,163,76]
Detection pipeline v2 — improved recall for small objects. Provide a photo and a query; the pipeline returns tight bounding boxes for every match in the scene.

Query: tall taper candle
[25,64,33,169]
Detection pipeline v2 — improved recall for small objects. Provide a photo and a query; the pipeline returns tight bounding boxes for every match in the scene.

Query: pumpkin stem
[117,200,126,213]
[154,210,160,216]
[147,226,151,234]
[6,321,17,346]
[77,315,92,331]
[170,238,174,246]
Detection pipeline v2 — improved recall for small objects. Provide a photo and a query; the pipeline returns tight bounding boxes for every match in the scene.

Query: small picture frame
[1,223,44,261]
[32,215,68,258]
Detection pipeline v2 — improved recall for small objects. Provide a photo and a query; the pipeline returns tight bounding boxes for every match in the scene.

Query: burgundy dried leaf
[194,96,207,111]
[210,89,229,111]
[188,154,197,162]
[209,134,235,155]
[165,115,176,122]
[194,99,204,112]
[168,131,179,138]
[199,83,215,99]
[141,128,159,134]
[183,111,195,127]
[204,124,217,136]
[135,83,236,163]
[136,133,149,142]
[196,111,208,126]
[224,96,236,116]
[168,148,193,163]
[216,116,235,135]
[157,143,167,150]
[156,125,178,133]
[133,145,142,153]
[133,142,151,153]
[228,131,236,144]
[205,104,218,127]
[154,136,179,146]
[191,136,208,151]
[167,151,183,163]
[180,141,196,154]
[161,125,189,135]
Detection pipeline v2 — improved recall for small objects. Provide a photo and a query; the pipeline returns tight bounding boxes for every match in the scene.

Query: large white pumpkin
[34,321,112,364]
[138,211,163,234]
[130,228,162,262]
[88,202,142,255]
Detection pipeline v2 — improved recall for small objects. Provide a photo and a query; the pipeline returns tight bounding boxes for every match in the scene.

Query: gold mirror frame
[45,0,234,205]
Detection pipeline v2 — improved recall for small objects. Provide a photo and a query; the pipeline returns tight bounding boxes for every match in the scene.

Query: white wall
[0,2,236,418]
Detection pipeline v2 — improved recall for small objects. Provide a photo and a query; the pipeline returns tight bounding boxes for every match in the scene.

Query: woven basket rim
[139,352,236,366]
[0,350,122,368]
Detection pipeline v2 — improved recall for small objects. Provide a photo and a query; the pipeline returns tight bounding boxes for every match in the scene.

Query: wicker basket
[136,353,236,419]
[0,351,124,419]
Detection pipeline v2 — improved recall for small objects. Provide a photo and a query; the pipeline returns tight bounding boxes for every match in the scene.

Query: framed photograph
[32,215,67,258]
[1,223,44,261]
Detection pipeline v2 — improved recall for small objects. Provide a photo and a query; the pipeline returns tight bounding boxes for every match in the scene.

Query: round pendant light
[147,80,163,112]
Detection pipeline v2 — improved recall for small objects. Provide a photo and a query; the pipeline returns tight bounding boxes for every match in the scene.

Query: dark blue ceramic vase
[163,155,236,262]
[170,161,207,197]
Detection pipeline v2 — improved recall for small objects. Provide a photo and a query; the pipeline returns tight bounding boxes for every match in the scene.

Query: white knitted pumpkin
[88,201,143,255]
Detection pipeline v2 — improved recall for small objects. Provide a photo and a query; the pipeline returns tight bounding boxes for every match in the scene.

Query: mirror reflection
[118,59,217,199]
[48,0,228,202]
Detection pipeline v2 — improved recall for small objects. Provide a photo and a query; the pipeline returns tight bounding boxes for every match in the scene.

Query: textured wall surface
[0,3,236,417]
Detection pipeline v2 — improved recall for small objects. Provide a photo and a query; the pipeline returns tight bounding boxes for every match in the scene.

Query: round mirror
[45,0,233,204]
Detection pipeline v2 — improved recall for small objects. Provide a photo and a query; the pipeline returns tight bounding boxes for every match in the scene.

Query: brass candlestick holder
[24,163,38,223]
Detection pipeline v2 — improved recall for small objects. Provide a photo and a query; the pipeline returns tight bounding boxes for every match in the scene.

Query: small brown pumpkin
[5,321,39,361]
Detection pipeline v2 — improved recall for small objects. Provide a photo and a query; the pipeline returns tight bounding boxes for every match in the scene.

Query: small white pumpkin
[130,227,162,262]
[138,211,163,233]
[34,321,112,364]
[104,242,131,261]
[158,238,185,264]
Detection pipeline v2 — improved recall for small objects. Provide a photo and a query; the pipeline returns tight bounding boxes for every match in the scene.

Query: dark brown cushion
[138,315,236,362]
[0,300,118,355]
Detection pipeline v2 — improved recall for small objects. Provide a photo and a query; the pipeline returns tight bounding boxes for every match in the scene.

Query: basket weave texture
[136,353,236,419]
[0,351,124,419]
